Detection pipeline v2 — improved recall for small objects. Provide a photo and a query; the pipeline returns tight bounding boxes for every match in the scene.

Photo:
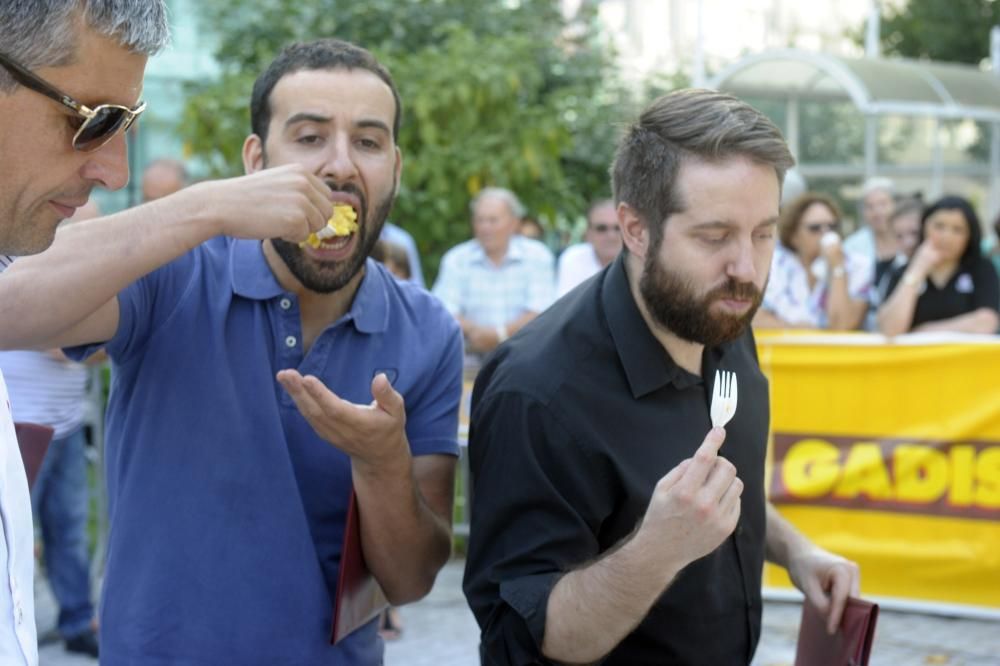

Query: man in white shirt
[556,199,622,297]
[0,3,171,663]
[433,187,555,358]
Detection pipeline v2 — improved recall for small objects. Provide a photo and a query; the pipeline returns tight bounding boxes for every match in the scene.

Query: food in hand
[300,204,359,249]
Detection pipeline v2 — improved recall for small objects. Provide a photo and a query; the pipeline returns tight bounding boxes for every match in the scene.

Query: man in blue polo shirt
[0,39,462,665]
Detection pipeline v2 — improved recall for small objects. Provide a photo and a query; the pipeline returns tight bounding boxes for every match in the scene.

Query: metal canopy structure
[710,49,1000,221]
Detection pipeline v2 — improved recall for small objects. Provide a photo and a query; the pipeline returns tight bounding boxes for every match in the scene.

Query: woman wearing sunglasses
[755,192,870,330]
[878,195,999,336]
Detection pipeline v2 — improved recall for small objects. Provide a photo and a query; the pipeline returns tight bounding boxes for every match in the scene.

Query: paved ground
[38,559,1000,665]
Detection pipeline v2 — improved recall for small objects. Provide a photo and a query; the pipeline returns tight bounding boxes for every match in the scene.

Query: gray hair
[0,0,170,92]
[611,89,794,250]
[471,187,526,219]
[861,176,895,199]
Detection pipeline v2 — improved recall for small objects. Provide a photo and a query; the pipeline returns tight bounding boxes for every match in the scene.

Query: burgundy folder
[13,422,54,490]
[330,491,388,644]
[795,596,878,666]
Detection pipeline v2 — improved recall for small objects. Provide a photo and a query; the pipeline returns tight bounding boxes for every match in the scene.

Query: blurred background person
[432,187,554,359]
[878,195,999,336]
[556,199,621,297]
[371,239,412,281]
[518,215,545,241]
[873,197,924,305]
[0,201,104,659]
[140,157,188,202]
[380,221,425,287]
[983,212,1000,280]
[755,192,869,330]
[844,176,898,273]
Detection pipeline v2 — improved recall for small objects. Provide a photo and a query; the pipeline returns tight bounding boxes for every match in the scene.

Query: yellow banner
[757,332,1000,611]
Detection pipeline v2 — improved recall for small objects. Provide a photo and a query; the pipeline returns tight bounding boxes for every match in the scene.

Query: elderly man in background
[433,187,555,359]
[556,199,622,297]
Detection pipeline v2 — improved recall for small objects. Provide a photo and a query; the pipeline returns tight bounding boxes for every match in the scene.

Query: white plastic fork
[710,370,738,428]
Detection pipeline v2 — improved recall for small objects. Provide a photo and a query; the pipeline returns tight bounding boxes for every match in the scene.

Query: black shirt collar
[602,253,704,398]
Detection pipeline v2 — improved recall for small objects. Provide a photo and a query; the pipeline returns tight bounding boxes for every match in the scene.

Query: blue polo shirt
[69,238,463,665]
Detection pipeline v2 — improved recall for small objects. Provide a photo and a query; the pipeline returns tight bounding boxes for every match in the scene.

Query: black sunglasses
[0,51,145,152]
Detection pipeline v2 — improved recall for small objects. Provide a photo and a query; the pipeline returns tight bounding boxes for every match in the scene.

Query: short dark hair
[919,195,983,271]
[250,39,401,143]
[611,89,794,250]
[778,192,842,252]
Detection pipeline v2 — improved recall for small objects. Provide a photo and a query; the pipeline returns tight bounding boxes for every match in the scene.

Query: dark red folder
[14,422,54,490]
[330,491,388,644]
[795,596,878,666]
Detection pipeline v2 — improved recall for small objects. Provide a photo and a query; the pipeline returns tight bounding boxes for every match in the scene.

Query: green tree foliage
[865,0,999,162]
[877,0,998,65]
[179,0,634,277]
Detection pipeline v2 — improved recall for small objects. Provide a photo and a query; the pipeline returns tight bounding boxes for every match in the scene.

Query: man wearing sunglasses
[0,2,171,663]
[556,199,623,297]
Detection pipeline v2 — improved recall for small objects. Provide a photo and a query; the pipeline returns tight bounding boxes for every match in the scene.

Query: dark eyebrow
[689,217,778,232]
[357,118,391,135]
[285,112,331,129]
[283,114,391,137]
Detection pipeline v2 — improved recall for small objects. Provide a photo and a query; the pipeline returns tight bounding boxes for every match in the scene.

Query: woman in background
[755,192,870,330]
[878,195,999,336]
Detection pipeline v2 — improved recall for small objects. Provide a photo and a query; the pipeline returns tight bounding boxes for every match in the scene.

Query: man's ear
[242,134,265,175]
[619,202,649,261]
[393,145,402,191]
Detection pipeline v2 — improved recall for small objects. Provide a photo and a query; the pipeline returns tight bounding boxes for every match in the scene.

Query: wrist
[829,265,846,280]
[902,271,922,288]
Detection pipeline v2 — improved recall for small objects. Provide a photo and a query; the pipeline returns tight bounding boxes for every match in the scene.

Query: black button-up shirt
[463,253,770,665]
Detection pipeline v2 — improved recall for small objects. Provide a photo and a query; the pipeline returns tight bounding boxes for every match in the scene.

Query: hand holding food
[300,204,359,248]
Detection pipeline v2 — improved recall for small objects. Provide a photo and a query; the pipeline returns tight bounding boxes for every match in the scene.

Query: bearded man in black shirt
[463,89,860,665]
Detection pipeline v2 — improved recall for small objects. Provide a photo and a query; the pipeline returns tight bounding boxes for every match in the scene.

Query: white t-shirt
[0,370,37,665]
[556,243,603,298]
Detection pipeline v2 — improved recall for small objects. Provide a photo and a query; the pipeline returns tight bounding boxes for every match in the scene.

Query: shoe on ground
[65,629,99,658]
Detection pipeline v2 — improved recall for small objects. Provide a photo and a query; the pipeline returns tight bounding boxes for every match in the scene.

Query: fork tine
[714,369,721,397]
[731,373,738,403]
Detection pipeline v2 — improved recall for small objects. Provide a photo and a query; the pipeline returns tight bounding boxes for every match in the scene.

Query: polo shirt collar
[602,253,701,398]
[230,239,389,334]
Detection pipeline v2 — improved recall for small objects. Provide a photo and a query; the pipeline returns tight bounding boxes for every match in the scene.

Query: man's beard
[639,245,763,348]
[271,181,395,294]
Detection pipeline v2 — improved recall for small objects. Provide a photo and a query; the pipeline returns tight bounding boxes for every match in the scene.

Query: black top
[462,254,771,665]
[884,256,1000,330]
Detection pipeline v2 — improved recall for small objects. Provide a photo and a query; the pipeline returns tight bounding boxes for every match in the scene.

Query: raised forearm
[353,455,454,604]
[0,193,218,350]
[541,529,680,663]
